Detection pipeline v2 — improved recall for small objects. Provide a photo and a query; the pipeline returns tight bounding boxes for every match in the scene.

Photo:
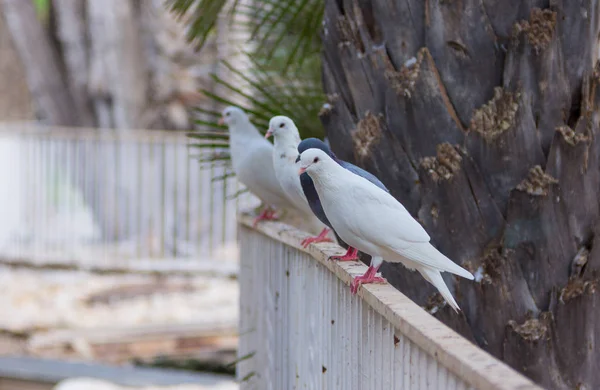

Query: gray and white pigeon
[265,116,331,247]
[297,148,474,311]
[219,107,295,225]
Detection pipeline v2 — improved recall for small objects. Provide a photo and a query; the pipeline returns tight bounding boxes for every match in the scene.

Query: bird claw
[350,276,387,294]
[252,209,278,227]
[329,253,359,262]
[301,236,332,248]
[301,228,332,248]
[349,265,386,294]
[328,247,359,262]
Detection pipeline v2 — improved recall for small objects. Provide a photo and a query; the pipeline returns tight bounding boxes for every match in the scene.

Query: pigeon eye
[279,123,285,128]
[313,157,319,163]
[226,112,230,116]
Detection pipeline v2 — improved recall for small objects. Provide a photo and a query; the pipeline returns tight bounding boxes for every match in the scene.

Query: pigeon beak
[298,166,307,175]
[265,128,273,139]
[218,117,225,126]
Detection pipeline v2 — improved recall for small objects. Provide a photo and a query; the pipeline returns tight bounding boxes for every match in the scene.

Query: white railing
[0,122,249,271]
[236,213,542,390]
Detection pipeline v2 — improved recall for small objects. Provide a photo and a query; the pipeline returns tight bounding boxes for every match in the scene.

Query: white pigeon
[265,116,332,247]
[219,107,296,225]
[297,148,474,312]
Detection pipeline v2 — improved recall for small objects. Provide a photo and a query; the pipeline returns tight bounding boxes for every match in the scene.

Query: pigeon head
[265,116,300,143]
[219,106,247,127]
[295,138,337,163]
[298,148,334,176]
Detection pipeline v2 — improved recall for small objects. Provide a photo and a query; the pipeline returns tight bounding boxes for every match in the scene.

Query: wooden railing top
[239,213,542,390]
[0,121,228,144]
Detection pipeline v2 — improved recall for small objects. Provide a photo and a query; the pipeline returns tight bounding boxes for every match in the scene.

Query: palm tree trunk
[321,1,600,388]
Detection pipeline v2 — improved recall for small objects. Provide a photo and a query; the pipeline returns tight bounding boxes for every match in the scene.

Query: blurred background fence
[0,122,247,269]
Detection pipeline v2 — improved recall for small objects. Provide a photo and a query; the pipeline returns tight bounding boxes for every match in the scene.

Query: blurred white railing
[0,122,249,270]
[236,213,542,390]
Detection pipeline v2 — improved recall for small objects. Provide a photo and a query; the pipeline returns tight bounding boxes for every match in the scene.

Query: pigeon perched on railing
[297,148,474,311]
[265,117,331,247]
[296,138,389,260]
[219,107,296,226]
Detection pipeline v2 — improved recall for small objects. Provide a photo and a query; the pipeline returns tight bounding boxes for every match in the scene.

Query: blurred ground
[54,379,238,390]
[0,355,239,390]
[0,265,238,364]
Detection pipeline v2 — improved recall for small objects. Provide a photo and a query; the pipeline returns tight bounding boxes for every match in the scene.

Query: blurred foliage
[134,356,235,376]
[33,0,50,22]
[167,0,323,71]
[133,350,256,377]
[191,56,326,138]
[168,0,327,167]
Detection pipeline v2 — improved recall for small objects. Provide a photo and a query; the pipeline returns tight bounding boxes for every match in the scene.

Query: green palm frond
[212,171,236,182]
[167,0,231,50]
[168,0,323,73]
[190,55,325,140]
[192,152,231,165]
[34,0,50,21]
[242,0,324,71]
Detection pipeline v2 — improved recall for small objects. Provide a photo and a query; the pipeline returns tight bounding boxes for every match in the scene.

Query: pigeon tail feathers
[419,267,460,312]
[394,242,474,280]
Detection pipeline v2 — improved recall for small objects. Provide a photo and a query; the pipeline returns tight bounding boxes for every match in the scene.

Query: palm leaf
[187,142,229,149]
[167,0,233,50]
[168,0,323,73]
[212,171,236,182]
[193,61,325,139]
[227,187,250,200]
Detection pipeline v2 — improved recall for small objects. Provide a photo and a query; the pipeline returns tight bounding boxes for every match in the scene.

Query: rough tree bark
[321,0,600,388]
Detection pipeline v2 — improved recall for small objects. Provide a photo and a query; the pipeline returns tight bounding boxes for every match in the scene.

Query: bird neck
[273,133,301,156]
[229,120,262,145]
[309,163,344,193]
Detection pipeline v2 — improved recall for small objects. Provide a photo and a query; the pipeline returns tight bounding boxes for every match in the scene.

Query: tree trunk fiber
[321,1,600,388]
[0,0,81,125]
[0,11,32,120]
[2,0,220,130]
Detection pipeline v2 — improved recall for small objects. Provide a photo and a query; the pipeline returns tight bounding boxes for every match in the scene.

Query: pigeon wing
[344,183,430,248]
[238,141,292,209]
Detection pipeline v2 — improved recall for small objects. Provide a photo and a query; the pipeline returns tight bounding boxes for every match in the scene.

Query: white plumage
[266,116,329,238]
[298,148,474,311]
[220,107,295,220]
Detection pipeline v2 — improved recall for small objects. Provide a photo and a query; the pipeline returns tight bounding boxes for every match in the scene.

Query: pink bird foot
[252,208,278,227]
[350,265,386,294]
[301,228,332,248]
[329,247,359,262]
